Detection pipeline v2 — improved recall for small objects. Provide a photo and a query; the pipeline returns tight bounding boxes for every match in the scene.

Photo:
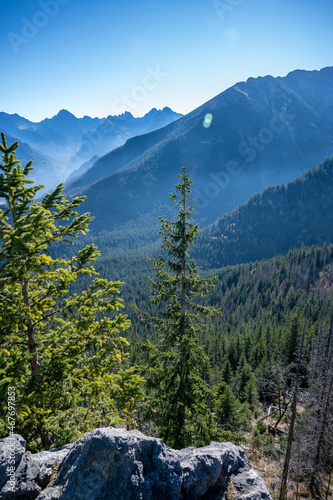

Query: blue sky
[1,0,332,121]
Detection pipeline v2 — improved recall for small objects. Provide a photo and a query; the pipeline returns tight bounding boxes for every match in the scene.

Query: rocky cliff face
[0,428,271,499]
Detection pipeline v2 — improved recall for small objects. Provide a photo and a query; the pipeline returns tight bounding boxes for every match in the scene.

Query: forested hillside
[195,157,333,268]
[77,228,333,409]
[93,242,333,374]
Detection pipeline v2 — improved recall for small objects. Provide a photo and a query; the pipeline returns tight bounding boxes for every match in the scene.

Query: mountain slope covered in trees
[194,156,333,268]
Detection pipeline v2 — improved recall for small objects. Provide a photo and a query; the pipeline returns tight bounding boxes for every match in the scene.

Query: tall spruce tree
[137,165,219,449]
[0,133,143,450]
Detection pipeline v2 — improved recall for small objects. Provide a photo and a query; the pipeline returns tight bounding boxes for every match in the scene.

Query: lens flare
[203,113,213,128]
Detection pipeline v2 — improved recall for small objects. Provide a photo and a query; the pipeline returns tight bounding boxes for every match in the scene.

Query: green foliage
[221,359,234,386]
[243,377,259,408]
[136,165,219,449]
[262,435,281,461]
[281,312,300,364]
[34,158,333,452]
[215,382,239,430]
[234,356,254,402]
[256,419,267,435]
[214,429,246,447]
[68,223,333,422]
[0,134,143,450]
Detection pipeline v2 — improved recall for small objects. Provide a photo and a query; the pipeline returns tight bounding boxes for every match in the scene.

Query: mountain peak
[55,109,77,119]
[143,107,181,118]
[143,108,159,117]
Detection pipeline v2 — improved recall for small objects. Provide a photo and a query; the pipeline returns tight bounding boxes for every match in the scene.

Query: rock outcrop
[0,428,272,499]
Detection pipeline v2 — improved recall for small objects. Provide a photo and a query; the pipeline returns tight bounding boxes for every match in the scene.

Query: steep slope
[194,157,333,268]
[69,67,333,232]
[66,123,173,194]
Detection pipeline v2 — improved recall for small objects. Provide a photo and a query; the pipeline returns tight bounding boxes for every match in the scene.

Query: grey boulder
[0,428,272,499]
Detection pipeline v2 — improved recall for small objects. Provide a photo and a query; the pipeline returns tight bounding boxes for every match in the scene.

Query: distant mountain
[0,111,103,188]
[71,107,182,164]
[194,157,333,268]
[0,110,103,160]
[67,67,333,232]
[0,108,182,191]
[40,110,103,148]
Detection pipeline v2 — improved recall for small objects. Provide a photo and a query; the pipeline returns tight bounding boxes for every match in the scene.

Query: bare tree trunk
[279,389,297,500]
[279,326,305,500]
[309,375,333,496]
[326,466,332,500]
[296,440,300,500]
[275,399,291,429]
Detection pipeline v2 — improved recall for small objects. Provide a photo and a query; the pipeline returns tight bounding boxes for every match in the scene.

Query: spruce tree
[137,165,219,449]
[0,133,143,450]
[215,382,238,430]
[221,359,233,386]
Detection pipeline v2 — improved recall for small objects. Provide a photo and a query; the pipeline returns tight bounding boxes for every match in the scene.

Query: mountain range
[65,67,333,232]
[0,107,182,191]
[70,107,183,170]
[1,66,332,245]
